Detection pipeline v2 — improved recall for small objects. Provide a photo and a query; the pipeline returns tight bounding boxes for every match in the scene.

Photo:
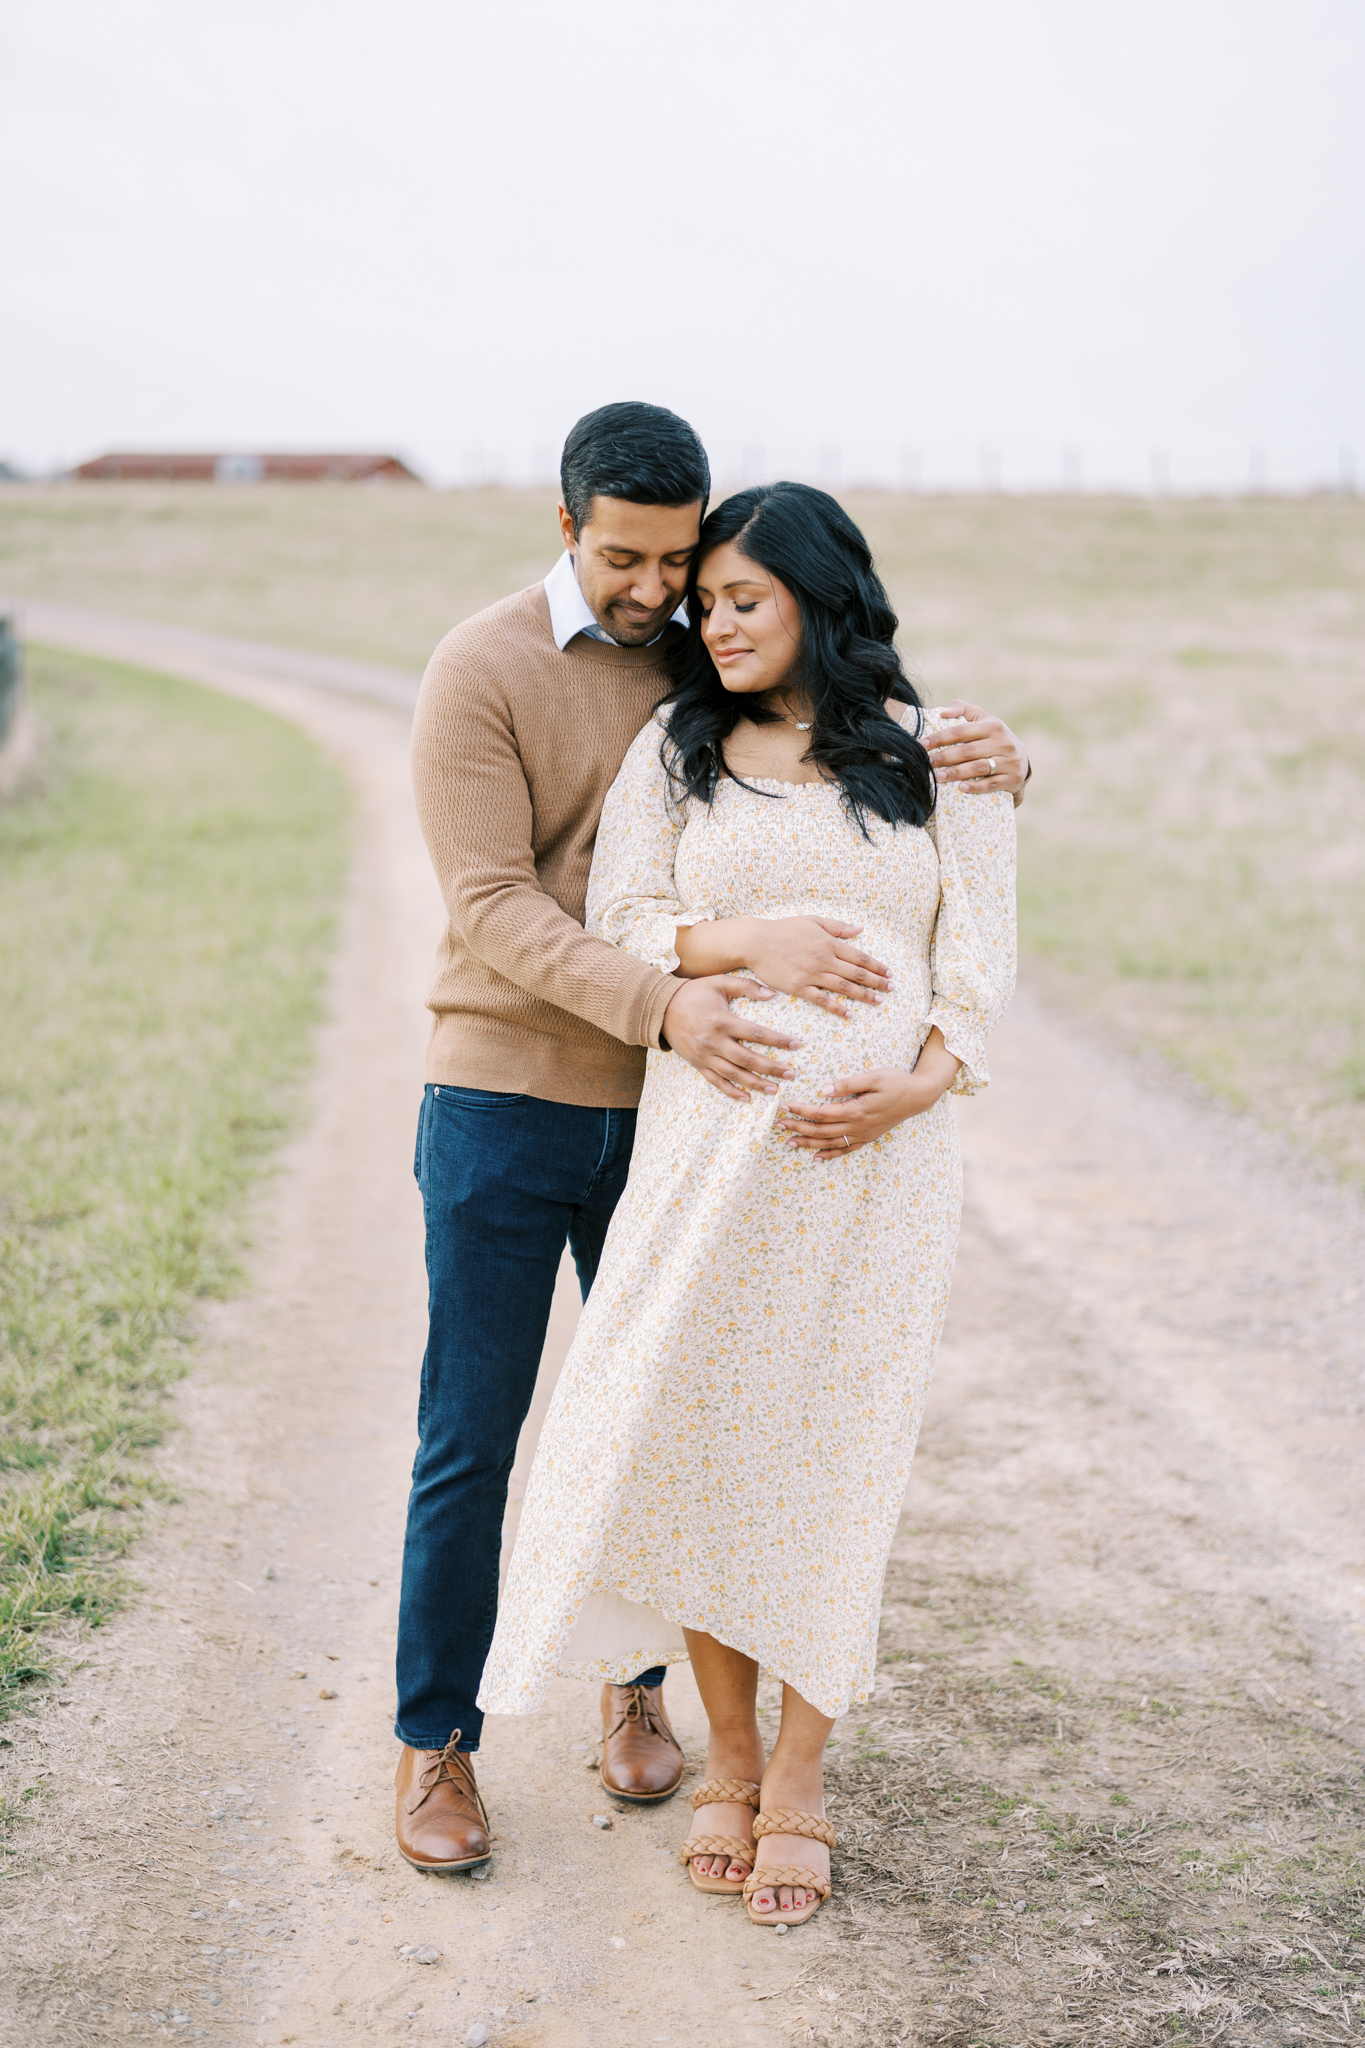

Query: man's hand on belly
[661,976,803,1104]
[774,1029,962,1159]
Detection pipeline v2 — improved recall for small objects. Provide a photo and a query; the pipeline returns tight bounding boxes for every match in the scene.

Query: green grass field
[2,483,1363,1176]
[0,647,349,1711]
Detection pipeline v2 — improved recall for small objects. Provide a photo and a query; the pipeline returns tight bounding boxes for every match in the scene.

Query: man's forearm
[451,877,681,1049]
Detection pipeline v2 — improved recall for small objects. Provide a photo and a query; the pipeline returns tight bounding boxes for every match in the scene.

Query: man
[394,401,1029,1870]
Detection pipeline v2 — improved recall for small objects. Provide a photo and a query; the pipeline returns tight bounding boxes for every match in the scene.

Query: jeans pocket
[437,1087,528,1108]
[413,1091,427,1183]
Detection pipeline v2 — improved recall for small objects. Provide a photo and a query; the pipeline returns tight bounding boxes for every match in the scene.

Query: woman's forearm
[673,918,760,979]
[674,914,892,1013]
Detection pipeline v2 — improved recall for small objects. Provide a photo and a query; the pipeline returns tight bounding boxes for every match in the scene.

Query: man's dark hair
[560,401,710,537]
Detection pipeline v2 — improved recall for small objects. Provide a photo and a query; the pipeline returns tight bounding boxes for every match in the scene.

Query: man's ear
[557,503,576,551]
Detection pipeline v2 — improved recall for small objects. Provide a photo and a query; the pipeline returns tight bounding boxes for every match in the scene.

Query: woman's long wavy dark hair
[660,482,934,835]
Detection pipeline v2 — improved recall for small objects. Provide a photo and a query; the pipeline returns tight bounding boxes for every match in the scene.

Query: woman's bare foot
[678,1629,767,1884]
[747,1755,830,1916]
[686,1740,764,1883]
[687,1798,757,1882]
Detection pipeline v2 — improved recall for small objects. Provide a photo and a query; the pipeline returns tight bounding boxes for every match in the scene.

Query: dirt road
[3,609,1362,2048]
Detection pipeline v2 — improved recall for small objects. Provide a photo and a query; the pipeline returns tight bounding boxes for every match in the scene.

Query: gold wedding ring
[985,756,997,776]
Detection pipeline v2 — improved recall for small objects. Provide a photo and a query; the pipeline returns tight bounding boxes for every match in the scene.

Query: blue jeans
[395,1085,646,1752]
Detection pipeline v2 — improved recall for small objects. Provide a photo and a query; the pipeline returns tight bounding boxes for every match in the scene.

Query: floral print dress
[478,710,1016,1720]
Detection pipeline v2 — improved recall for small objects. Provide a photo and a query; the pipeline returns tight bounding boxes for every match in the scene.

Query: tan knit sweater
[411,582,683,1107]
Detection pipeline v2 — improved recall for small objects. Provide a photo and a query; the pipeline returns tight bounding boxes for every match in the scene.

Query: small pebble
[413,1945,440,1965]
[592,1813,613,1830]
[466,2027,489,2047]
[470,1863,490,1882]
[347,1936,359,1945]
[318,1687,338,1700]
[611,1936,626,1949]
[774,1922,789,1936]
[311,1813,324,1823]
[290,1669,307,1679]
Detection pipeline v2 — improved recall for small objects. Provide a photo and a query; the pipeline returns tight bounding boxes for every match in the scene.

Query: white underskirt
[559,1587,687,1679]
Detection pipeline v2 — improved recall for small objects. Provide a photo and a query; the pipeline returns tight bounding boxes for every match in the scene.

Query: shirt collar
[543,547,688,652]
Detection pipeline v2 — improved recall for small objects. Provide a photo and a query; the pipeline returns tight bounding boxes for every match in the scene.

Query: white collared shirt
[543,547,688,651]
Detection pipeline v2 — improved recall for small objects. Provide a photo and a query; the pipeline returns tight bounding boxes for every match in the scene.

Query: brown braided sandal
[679,1777,761,1896]
[743,1808,836,1927]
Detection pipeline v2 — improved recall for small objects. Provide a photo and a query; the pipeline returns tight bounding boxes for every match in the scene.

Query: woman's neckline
[722,702,917,791]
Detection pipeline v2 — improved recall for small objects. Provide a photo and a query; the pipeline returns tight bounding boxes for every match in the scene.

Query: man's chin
[604,611,672,647]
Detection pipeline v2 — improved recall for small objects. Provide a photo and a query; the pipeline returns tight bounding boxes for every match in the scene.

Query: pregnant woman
[479,482,1016,1926]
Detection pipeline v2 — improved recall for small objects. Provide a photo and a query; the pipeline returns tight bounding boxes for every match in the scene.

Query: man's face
[558,496,702,646]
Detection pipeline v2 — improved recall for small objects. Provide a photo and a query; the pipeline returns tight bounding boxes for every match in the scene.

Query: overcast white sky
[2,1,1362,490]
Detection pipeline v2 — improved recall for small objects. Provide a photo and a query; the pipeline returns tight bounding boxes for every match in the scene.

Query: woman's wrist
[903,1033,961,1110]
[673,917,758,978]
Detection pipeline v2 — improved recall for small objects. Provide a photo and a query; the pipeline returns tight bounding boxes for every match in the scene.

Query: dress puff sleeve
[586,714,715,974]
[921,710,1018,1095]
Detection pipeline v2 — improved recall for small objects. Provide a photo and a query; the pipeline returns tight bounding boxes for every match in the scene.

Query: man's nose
[629,568,668,611]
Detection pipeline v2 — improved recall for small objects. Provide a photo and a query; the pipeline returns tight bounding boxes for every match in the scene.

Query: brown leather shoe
[395,1734,491,1871]
[599,1682,684,1802]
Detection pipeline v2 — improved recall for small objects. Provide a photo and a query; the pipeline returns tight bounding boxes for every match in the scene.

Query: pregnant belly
[729,954,931,1097]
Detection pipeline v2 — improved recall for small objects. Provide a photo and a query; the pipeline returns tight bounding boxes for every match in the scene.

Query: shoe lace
[609,1685,672,1741]
[417,1732,475,1801]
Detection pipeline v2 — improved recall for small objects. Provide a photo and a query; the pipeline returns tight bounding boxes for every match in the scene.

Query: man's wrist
[657,974,690,1052]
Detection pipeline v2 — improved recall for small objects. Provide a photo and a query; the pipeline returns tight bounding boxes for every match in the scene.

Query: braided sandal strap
[689,1777,761,1812]
[752,1808,836,1848]
[680,1834,755,1868]
[742,1864,832,1903]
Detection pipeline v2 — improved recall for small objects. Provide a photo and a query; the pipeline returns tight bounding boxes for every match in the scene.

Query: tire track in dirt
[2,609,1361,2048]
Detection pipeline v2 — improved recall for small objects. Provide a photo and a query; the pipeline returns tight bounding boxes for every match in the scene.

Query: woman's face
[695,541,803,699]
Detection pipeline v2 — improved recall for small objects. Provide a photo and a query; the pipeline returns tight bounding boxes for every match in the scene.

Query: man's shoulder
[426,583,554,678]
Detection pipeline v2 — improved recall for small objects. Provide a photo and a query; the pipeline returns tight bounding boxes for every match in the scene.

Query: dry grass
[2,484,1363,1179]
[0,481,551,671]
[849,494,1365,1185]
[805,1612,1365,2047]
[0,647,348,1716]
[754,1199,1365,2048]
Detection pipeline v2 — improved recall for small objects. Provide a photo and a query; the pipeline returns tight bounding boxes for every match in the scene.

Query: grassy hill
[3,482,1362,1178]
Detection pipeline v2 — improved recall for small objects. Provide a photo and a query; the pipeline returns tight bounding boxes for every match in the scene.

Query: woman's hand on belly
[773,1027,962,1160]
[674,915,892,1018]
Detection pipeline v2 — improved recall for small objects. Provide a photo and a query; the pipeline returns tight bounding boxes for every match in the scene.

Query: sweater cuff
[642,972,686,1051]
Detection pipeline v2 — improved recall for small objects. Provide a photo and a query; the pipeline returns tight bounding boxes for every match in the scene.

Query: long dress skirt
[479,713,1016,1720]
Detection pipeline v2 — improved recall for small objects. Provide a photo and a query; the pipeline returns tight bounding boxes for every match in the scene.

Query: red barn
[71,451,422,483]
